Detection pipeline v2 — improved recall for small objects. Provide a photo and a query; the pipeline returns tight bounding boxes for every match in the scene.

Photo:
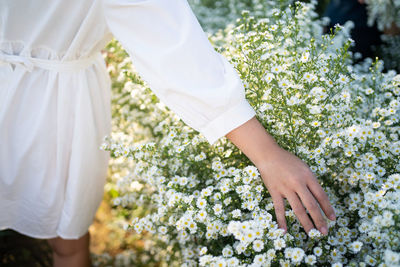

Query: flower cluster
[188,0,294,32]
[363,0,400,31]
[101,1,400,266]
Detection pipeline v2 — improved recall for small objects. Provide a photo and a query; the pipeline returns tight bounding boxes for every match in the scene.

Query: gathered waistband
[0,52,102,72]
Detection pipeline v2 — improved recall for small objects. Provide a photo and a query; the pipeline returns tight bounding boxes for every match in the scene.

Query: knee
[48,233,90,258]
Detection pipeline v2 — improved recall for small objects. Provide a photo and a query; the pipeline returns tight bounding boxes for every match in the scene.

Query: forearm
[225,116,281,168]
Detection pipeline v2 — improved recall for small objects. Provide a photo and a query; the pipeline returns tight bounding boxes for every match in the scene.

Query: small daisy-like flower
[270,24,278,31]
[253,239,264,252]
[365,255,376,266]
[226,257,239,266]
[287,95,300,106]
[222,246,233,257]
[175,145,185,153]
[253,254,266,265]
[338,74,349,84]
[197,210,207,221]
[263,73,275,83]
[308,229,322,238]
[311,121,321,127]
[340,90,351,101]
[350,241,363,253]
[305,255,317,265]
[291,248,305,263]
[231,209,241,218]
[301,51,310,62]
[365,88,374,95]
[274,238,286,250]
[313,247,323,257]
[197,198,207,209]
[279,79,290,88]
[326,79,334,87]
[213,204,223,215]
[271,65,282,73]
[158,226,167,235]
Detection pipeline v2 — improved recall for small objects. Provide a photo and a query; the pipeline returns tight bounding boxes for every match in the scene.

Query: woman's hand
[226,116,336,235]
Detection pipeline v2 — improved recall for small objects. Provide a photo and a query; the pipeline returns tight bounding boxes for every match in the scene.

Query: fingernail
[320,226,328,235]
[329,213,336,221]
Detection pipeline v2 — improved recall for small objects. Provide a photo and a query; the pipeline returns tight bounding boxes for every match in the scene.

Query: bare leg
[47,232,91,267]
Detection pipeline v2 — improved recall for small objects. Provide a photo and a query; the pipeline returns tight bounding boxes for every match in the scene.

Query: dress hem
[0,225,89,240]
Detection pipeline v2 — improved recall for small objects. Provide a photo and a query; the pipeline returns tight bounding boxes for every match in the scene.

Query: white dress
[0,0,256,239]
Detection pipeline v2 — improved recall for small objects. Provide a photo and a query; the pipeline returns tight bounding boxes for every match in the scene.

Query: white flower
[287,95,301,106]
[223,197,232,205]
[253,239,264,252]
[271,65,282,73]
[226,257,239,266]
[201,187,213,197]
[303,72,317,83]
[309,105,322,114]
[175,145,185,153]
[349,241,363,253]
[263,73,275,83]
[308,229,322,238]
[340,90,351,102]
[305,255,316,265]
[384,249,400,265]
[232,209,242,218]
[197,198,207,209]
[213,204,223,215]
[273,238,286,250]
[215,258,226,267]
[222,245,233,258]
[253,254,266,266]
[313,247,322,257]
[266,249,276,260]
[195,152,207,161]
[244,166,259,179]
[365,88,374,95]
[279,79,290,88]
[199,247,208,256]
[338,74,349,84]
[291,248,305,263]
[365,255,376,266]
[158,226,167,235]
[301,51,310,62]
[311,121,321,127]
[188,221,197,233]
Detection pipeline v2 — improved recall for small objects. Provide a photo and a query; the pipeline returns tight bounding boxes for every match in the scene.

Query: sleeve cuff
[199,100,256,144]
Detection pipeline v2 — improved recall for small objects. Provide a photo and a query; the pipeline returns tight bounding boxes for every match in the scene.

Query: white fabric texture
[0,0,256,239]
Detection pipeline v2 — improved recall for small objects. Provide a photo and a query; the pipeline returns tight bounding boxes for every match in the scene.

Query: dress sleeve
[102,0,256,144]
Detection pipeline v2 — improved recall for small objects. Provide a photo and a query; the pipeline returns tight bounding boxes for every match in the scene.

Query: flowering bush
[188,0,297,32]
[363,0,400,31]
[102,1,400,266]
[361,0,400,72]
[377,35,400,73]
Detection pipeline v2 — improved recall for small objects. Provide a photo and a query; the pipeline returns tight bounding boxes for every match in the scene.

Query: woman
[0,0,336,266]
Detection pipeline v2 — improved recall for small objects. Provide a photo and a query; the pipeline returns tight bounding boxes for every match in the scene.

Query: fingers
[285,192,315,234]
[297,187,328,235]
[270,192,287,232]
[307,177,336,221]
